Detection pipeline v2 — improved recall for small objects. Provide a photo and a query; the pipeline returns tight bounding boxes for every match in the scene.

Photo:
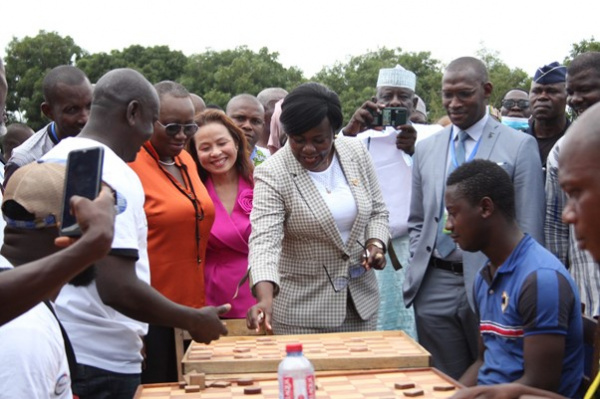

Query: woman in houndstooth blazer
[246,83,390,334]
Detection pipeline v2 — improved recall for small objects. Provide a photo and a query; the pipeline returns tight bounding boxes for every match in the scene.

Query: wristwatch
[367,240,386,254]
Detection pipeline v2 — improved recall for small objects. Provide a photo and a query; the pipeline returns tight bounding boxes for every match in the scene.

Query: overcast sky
[1,0,599,80]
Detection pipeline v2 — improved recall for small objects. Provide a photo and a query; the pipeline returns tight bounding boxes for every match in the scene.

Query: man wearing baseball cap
[0,161,116,398]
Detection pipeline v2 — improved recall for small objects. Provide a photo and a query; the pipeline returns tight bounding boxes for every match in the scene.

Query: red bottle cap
[286,343,303,353]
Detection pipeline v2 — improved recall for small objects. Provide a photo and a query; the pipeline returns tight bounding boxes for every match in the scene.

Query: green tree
[564,36,600,65]
[476,47,530,110]
[4,30,87,130]
[181,46,305,108]
[312,48,444,124]
[77,45,188,84]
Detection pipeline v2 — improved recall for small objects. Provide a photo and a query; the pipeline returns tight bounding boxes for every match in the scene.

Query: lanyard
[449,126,481,169]
[48,122,60,144]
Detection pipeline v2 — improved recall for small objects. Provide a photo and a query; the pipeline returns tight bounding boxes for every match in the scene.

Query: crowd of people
[0,50,599,399]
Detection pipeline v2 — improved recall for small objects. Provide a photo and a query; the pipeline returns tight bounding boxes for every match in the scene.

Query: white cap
[376,65,416,90]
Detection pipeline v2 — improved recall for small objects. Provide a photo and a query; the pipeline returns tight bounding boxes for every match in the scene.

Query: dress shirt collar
[452,111,489,143]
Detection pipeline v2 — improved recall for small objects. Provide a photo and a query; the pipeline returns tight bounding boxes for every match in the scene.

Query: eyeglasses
[501,99,530,110]
[323,264,366,293]
[156,121,199,137]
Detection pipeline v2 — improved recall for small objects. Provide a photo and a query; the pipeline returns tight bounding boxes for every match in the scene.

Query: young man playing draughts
[443,159,582,397]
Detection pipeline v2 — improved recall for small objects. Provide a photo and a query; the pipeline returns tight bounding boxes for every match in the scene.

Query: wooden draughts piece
[184,385,200,393]
[244,386,262,395]
[210,381,232,388]
[403,388,424,397]
[395,381,416,390]
[188,373,205,389]
[177,381,186,389]
[433,384,456,391]
[237,377,254,386]
[234,347,251,353]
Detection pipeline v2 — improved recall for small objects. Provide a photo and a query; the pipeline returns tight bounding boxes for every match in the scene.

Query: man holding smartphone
[0,162,117,398]
[340,65,428,335]
[40,68,229,399]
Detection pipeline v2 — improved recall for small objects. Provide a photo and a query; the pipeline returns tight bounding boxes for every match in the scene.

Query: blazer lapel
[474,119,501,160]
[335,139,365,250]
[433,128,453,210]
[285,146,346,251]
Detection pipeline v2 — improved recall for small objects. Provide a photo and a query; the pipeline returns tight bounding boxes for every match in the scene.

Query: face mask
[502,116,529,132]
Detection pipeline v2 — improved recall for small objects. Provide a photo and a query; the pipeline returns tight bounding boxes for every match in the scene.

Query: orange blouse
[129,142,215,308]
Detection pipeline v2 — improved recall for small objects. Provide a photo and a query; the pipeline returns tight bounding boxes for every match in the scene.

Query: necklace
[158,159,176,166]
[309,156,338,194]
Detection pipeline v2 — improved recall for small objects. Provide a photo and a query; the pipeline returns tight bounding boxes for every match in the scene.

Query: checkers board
[134,368,462,398]
[183,331,430,375]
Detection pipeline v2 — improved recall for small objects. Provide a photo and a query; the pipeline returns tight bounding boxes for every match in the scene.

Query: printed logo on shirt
[501,291,509,313]
[54,372,70,395]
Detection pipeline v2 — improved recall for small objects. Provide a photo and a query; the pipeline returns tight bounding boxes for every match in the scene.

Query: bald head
[42,65,90,104]
[446,57,489,84]
[560,102,600,165]
[226,94,265,149]
[190,93,206,115]
[257,88,287,139]
[92,68,157,110]
[2,123,34,162]
[226,94,263,114]
[84,68,159,162]
[257,88,288,108]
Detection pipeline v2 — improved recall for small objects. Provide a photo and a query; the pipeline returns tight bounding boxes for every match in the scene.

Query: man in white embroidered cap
[340,65,434,336]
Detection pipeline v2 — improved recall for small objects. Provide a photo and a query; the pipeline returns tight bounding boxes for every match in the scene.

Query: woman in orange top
[129,81,215,383]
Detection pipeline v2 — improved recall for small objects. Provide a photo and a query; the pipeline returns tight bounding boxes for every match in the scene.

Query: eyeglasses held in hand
[323,264,366,293]
[501,99,530,110]
[156,121,199,137]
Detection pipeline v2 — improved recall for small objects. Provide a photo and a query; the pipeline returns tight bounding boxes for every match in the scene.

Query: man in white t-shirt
[40,68,230,399]
[0,162,118,398]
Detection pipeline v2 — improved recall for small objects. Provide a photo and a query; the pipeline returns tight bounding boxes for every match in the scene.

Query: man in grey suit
[404,57,544,380]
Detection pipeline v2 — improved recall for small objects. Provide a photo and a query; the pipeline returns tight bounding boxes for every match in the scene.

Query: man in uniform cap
[526,62,569,169]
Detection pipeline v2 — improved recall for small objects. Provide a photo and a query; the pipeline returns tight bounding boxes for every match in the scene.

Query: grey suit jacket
[404,117,545,308]
[249,136,390,328]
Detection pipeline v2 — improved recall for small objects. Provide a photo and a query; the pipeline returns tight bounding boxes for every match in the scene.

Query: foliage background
[4,30,599,131]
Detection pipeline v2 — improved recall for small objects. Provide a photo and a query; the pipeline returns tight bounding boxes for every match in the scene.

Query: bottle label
[281,375,316,399]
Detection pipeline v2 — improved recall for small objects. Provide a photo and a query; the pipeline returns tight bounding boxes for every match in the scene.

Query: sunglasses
[323,264,366,293]
[156,121,199,137]
[501,99,530,110]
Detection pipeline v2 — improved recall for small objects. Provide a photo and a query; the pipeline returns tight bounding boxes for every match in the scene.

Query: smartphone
[369,107,408,127]
[59,147,104,237]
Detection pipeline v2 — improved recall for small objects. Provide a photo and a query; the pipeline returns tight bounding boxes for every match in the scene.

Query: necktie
[436,130,469,257]
[455,130,468,166]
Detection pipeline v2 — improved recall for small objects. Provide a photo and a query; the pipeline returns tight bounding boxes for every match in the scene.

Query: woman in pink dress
[188,109,256,318]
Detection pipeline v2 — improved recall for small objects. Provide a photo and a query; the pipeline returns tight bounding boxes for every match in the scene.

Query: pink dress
[204,177,255,318]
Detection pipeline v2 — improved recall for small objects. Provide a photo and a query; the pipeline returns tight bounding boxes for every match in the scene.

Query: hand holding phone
[60,147,104,237]
[368,107,408,127]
